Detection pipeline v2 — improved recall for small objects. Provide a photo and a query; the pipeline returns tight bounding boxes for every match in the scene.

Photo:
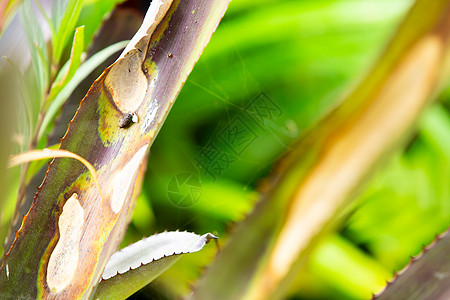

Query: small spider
[118,112,138,128]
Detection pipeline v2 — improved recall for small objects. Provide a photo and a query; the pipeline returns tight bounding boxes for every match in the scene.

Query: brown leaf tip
[205,233,218,244]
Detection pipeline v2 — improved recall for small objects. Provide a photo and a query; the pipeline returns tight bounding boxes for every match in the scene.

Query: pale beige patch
[47,193,84,293]
[110,145,149,214]
[107,0,173,113]
[251,35,443,299]
[105,51,148,113]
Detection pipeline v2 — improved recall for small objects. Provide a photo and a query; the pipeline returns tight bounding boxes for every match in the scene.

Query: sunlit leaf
[50,0,65,34]
[94,232,217,299]
[310,235,391,299]
[47,25,85,104]
[76,0,125,48]
[0,0,23,37]
[38,39,128,141]
[19,0,48,104]
[8,149,103,201]
[32,0,55,42]
[52,0,84,65]
[2,57,33,148]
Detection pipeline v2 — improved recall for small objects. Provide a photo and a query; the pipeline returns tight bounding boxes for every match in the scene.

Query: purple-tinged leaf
[374,230,450,300]
[0,0,230,298]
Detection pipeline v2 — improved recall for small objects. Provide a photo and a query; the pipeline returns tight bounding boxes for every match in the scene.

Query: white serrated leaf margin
[102,231,217,280]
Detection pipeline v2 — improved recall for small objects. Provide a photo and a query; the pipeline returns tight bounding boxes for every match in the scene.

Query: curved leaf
[19,0,48,104]
[94,232,217,300]
[52,0,84,64]
[38,39,129,140]
[47,25,85,104]
[8,149,103,201]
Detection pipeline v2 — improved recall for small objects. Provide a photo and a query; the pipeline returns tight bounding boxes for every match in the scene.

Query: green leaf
[419,104,450,161]
[52,0,84,65]
[32,0,56,42]
[19,0,48,104]
[94,232,217,300]
[191,0,450,299]
[38,39,128,141]
[310,235,391,299]
[51,0,65,34]
[76,0,125,49]
[33,41,50,93]
[47,25,85,104]
[3,57,34,146]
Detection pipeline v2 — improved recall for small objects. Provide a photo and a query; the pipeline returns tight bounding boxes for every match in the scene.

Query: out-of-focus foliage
[1,0,449,299]
[0,0,128,257]
[126,0,449,299]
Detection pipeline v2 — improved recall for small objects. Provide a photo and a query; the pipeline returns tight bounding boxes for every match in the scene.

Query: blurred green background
[128,0,450,299]
[1,0,449,299]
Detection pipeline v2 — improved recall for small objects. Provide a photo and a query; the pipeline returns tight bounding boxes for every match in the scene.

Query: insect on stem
[118,112,138,128]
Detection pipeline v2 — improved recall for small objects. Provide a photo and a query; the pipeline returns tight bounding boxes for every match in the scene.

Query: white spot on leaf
[105,53,147,113]
[141,99,159,134]
[47,193,84,293]
[110,145,149,214]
